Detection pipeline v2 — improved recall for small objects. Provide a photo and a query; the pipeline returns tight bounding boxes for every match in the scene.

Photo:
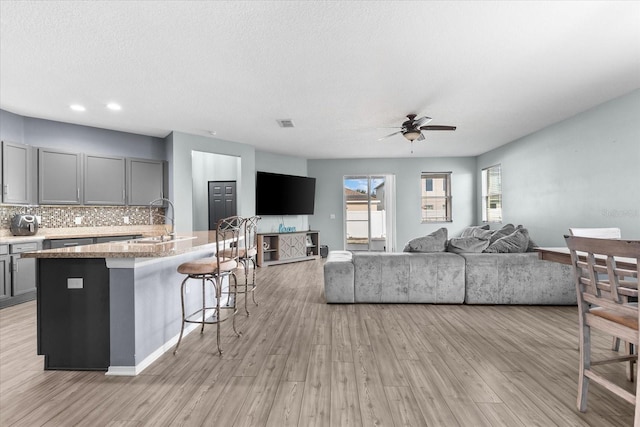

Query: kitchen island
[22,231,235,376]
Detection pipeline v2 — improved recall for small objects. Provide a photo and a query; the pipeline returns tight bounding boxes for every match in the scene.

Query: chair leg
[241,259,250,316]
[577,323,591,412]
[214,275,222,356]
[626,341,635,382]
[613,336,621,352]
[173,275,190,355]
[250,258,258,306]
[231,273,241,338]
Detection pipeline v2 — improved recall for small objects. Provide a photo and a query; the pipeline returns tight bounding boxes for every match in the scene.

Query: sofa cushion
[489,223,516,244]
[484,228,530,253]
[403,227,448,252]
[447,236,490,253]
[324,251,355,303]
[461,252,576,304]
[461,224,491,238]
[352,252,465,303]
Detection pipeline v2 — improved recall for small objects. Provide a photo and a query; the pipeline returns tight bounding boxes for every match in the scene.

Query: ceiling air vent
[276,119,295,128]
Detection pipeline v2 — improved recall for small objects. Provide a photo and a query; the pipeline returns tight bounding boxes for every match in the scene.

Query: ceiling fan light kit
[380,113,457,144]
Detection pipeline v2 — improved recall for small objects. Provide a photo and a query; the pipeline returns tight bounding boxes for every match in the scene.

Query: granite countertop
[0,225,169,244]
[20,231,223,259]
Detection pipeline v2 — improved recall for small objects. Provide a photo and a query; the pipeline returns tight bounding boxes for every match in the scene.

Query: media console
[257,231,319,267]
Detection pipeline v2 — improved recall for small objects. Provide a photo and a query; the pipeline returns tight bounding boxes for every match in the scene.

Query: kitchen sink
[124,235,197,245]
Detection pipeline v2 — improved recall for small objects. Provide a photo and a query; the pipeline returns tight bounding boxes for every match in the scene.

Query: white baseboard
[106,322,199,376]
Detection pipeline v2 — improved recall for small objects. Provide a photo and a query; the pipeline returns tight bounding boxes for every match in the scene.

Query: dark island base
[37,258,110,370]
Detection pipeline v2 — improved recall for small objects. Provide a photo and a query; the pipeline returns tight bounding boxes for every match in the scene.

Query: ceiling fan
[378,114,456,142]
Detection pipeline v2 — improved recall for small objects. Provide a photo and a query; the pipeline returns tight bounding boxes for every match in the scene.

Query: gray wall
[191,151,240,231]
[0,109,165,160]
[255,150,309,233]
[169,131,255,232]
[477,89,640,246]
[308,157,477,253]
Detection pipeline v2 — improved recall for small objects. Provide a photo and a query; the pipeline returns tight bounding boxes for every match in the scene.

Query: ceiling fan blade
[416,133,425,141]
[420,125,457,131]
[377,130,402,140]
[413,116,432,127]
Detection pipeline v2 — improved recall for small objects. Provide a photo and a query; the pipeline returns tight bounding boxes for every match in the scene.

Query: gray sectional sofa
[323,250,575,305]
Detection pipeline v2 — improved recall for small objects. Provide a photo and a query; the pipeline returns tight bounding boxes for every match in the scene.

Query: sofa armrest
[324,251,355,303]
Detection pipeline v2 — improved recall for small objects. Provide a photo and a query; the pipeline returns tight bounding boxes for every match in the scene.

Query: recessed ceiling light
[106,102,121,111]
[70,104,86,112]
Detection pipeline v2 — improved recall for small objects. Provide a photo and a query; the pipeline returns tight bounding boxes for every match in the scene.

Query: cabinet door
[278,234,306,260]
[11,256,37,296]
[39,148,82,204]
[127,158,165,205]
[0,255,9,300]
[84,154,126,205]
[2,141,34,204]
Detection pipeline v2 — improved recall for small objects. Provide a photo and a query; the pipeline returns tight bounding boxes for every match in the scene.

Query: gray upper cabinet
[38,148,82,204]
[127,158,164,205]
[84,154,126,205]
[2,141,36,204]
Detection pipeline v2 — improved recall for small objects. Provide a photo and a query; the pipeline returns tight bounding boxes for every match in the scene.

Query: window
[482,164,502,222]
[421,172,451,222]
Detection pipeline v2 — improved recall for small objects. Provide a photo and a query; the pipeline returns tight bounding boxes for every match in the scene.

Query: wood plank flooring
[0,259,636,426]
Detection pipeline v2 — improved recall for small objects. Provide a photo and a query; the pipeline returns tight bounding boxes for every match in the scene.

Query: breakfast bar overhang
[23,232,231,376]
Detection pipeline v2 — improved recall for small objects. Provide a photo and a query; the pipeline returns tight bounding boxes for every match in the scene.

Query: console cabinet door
[2,141,35,204]
[84,154,126,205]
[39,148,82,204]
[278,234,306,260]
[127,158,165,205]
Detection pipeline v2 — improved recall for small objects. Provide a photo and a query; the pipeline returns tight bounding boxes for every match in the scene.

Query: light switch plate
[67,278,83,289]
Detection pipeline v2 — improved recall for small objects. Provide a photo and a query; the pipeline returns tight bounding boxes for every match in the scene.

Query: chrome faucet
[149,197,176,239]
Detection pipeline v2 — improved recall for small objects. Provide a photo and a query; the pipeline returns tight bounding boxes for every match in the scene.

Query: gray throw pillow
[484,228,530,253]
[447,236,490,253]
[403,227,448,252]
[461,225,491,238]
[489,223,516,244]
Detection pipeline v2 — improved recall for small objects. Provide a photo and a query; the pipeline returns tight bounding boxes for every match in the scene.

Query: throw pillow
[447,236,490,253]
[460,224,491,238]
[489,223,516,244]
[403,227,448,252]
[484,228,530,253]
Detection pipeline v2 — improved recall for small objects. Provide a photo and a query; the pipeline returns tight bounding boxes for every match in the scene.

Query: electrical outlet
[35,215,42,224]
[74,216,82,225]
[123,216,130,224]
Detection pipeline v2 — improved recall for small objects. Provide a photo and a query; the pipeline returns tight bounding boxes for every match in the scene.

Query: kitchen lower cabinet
[0,240,41,309]
[0,245,9,301]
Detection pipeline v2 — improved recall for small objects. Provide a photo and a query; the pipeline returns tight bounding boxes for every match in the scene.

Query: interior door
[208,181,237,229]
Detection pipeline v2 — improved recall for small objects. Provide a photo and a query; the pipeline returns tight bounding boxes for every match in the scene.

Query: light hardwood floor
[0,259,635,426]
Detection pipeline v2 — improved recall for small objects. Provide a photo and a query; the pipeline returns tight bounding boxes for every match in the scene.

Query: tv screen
[256,171,316,215]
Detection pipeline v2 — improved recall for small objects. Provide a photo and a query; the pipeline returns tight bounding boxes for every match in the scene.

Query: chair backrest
[215,216,242,266]
[243,216,260,253]
[569,227,622,239]
[564,235,640,315]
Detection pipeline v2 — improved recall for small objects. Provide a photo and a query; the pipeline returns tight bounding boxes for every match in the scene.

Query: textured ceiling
[1,1,639,159]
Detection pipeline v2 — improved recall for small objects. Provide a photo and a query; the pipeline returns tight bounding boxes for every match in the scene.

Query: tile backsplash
[0,205,166,229]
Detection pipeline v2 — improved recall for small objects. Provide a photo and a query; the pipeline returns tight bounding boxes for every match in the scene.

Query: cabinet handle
[123,189,126,202]
[3,184,7,195]
[63,243,79,247]
[77,188,80,200]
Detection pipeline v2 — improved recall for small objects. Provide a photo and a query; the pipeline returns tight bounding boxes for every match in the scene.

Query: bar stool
[237,216,260,315]
[173,216,242,356]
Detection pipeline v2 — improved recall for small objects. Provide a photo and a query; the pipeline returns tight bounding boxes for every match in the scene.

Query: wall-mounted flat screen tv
[256,171,316,215]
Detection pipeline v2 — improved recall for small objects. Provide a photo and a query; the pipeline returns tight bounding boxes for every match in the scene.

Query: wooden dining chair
[564,235,640,417]
[570,228,628,352]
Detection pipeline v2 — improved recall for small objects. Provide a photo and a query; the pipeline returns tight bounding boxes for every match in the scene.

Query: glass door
[344,175,393,252]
